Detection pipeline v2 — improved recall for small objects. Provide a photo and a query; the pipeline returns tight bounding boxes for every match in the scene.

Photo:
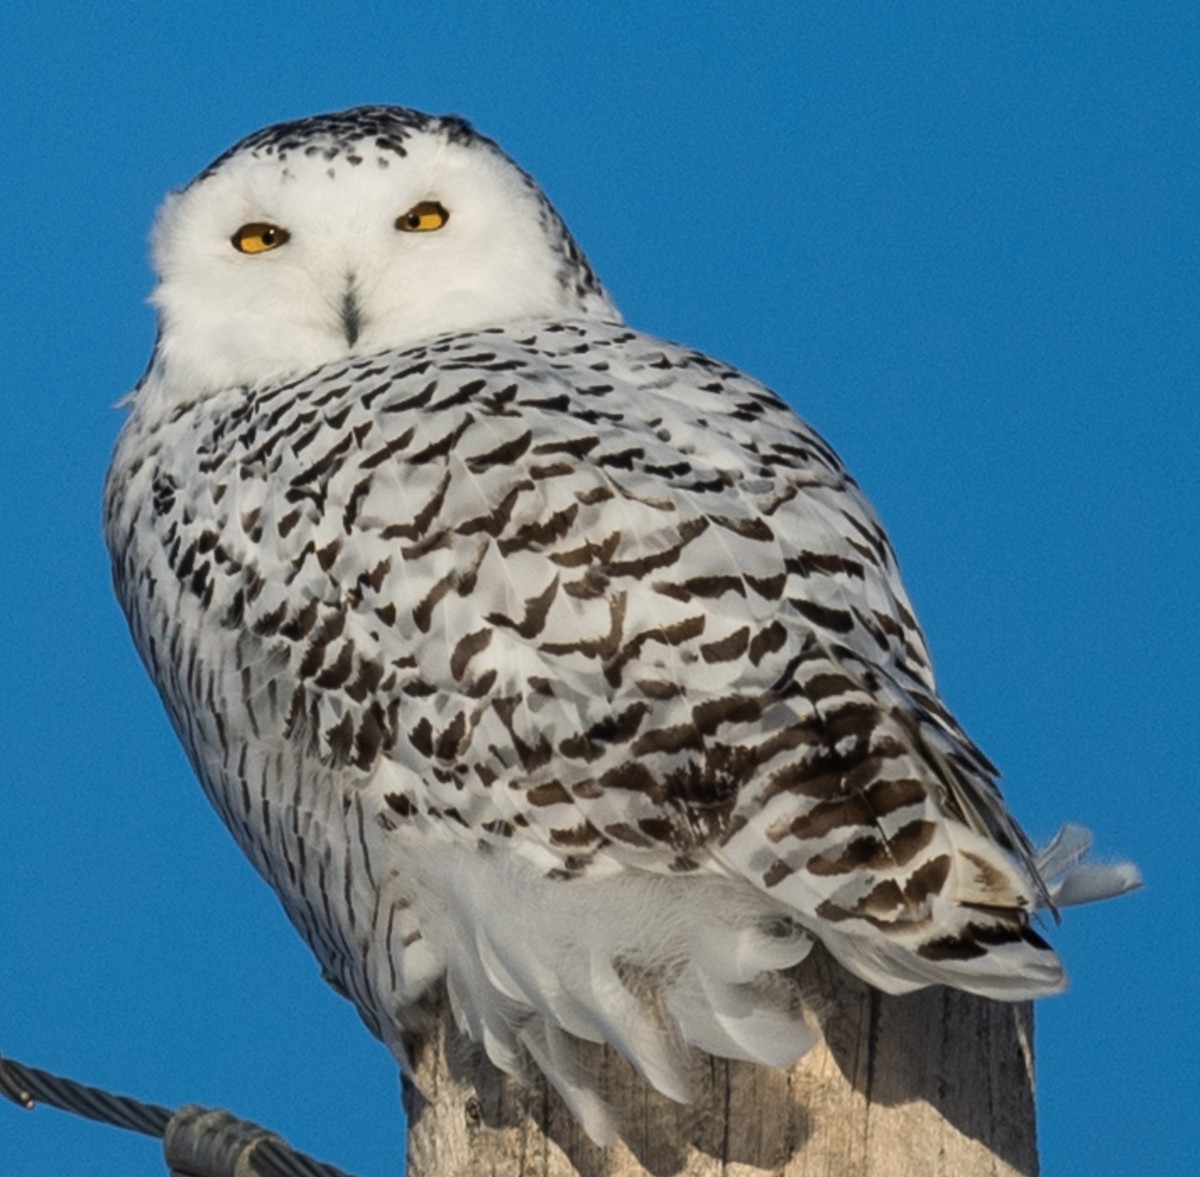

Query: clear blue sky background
[1,4,1195,1175]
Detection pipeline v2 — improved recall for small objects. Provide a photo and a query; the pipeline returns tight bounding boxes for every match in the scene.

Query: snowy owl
[104,106,1138,1142]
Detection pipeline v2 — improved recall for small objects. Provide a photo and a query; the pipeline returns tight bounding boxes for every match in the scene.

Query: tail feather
[1036,823,1143,908]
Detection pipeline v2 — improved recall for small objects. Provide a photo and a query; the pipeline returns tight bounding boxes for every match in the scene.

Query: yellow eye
[231,223,290,254]
[396,201,450,233]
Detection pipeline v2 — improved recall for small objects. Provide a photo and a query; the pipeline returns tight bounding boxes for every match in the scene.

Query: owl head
[144,106,619,395]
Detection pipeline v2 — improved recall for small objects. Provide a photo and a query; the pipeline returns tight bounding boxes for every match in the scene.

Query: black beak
[340,287,362,347]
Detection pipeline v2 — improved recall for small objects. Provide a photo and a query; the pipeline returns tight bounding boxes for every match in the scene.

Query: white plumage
[104,106,1138,1142]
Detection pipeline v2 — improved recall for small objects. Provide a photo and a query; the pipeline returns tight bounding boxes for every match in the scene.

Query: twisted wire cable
[0,1051,360,1177]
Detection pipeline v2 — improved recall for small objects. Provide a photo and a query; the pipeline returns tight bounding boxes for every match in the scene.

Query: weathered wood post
[405,944,1038,1177]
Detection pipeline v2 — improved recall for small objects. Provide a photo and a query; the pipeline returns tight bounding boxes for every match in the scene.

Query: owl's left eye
[231,223,291,254]
[396,201,450,232]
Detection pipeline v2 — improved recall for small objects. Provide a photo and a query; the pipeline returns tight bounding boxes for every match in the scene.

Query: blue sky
[1,4,1195,1175]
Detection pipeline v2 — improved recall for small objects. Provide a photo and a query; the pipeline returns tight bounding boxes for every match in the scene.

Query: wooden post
[404,944,1038,1177]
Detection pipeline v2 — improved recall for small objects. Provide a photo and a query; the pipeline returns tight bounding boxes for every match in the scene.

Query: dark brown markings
[527,780,571,807]
[291,432,354,489]
[654,574,745,602]
[575,485,616,506]
[786,775,926,843]
[562,571,612,602]
[744,572,786,599]
[558,731,607,763]
[701,627,750,664]
[749,621,788,665]
[277,509,302,538]
[916,913,1043,962]
[490,696,554,772]
[603,822,653,848]
[706,513,774,542]
[440,806,470,828]
[610,480,672,510]
[316,539,341,571]
[630,724,705,757]
[803,672,859,700]
[486,573,559,639]
[605,613,706,688]
[251,601,288,637]
[763,860,794,888]
[280,599,319,640]
[444,358,526,374]
[498,502,580,554]
[325,713,355,763]
[241,507,263,541]
[151,473,177,515]
[428,378,487,412]
[595,446,645,471]
[385,793,415,818]
[400,529,452,560]
[517,393,572,412]
[643,460,693,479]
[691,694,762,736]
[295,614,347,678]
[222,589,246,628]
[532,436,600,460]
[606,517,710,578]
[358,557,391,593]
[359,426,416,470]
[599,761,662,799]
[408,416,474,464]
[340,474,373,530]
[462,668,498,699]
[381,379,437,413]
[450,627,493,679]
[785,551,866,580]
[550,530,621,569]
[635,679,684,700]
[434,712,467,761]
[838,509,890,564]
[960,850,1014,900]
[769,441,812,461]
[790,598,857,634]
[408,717,434,757]
[345,660,385,703]
[322,403,353,430]
[870,609,903,643]
[479,383,522,416]
[549,823,601,849]
[379,471,451,541]
[456,480,537,538]
[584,702,650,746]
[401,678,437,697]
[412,544,486,632]
[464,429,534,473]
[530,461,575,480]
[637,817,677,844]
[806,819,937,876]
[904,853,952,905]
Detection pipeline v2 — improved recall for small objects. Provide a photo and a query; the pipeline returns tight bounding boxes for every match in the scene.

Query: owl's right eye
[231,223,291,254]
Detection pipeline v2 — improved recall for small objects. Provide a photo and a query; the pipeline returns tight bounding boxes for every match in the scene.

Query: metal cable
[0,1051,361,1177]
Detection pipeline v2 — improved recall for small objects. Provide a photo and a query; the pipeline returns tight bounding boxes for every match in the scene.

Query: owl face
[146,108,617,394]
